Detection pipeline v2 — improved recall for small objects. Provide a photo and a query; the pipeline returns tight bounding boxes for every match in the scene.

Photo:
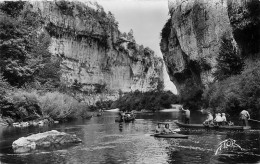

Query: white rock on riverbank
[12,130,82,153]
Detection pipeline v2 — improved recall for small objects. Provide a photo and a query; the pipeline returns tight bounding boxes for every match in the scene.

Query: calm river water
[0,110,259,164]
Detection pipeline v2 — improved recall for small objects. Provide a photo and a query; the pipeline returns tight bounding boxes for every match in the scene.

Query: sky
[88,0,177,93]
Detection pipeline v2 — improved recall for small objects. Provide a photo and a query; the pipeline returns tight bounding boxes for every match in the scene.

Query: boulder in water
[12,130,82,153]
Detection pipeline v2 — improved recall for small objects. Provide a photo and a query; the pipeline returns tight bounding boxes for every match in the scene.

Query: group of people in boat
[203,112,228,126]
[203,109,250,126]
[118,111,135,121]
[155,123,175,134]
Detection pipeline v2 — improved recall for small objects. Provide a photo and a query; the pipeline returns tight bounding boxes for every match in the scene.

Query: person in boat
[126,112,131,118]
[180,107,186,123]
[240,109,250,126]
[155,124,163,134]
[214,113,223,126]
[203,112,214,126]
[221,113,227,125]
[182,108,190,124]
[162,124,175,134]
[119,111,125,121]
[131,111,135,117]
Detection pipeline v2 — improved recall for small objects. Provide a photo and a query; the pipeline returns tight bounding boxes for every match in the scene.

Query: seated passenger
[203,112,213,126]
[155,124,163,134]
[162,124,175,134]
[221,113,227,125]
[228,121,234,126]
[214,113,223,126]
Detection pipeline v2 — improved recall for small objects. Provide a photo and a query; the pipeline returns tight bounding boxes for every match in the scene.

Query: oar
[249,119,260,123]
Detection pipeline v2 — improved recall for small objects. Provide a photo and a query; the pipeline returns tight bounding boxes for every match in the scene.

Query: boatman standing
[240,109,250,126]
[181,107,190,124]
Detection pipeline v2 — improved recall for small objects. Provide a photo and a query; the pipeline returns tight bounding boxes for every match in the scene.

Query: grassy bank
[0,86,92,123]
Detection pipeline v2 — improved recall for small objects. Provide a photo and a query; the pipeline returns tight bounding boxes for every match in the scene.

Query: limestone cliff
[161,0,260,99]
[28,1,163,98]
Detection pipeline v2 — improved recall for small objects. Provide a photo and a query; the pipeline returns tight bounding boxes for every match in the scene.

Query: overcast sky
[89,0,177,93]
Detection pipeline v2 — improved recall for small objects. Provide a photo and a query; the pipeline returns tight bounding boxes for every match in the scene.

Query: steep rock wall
[162,0,260,99]
[29,1,163,96]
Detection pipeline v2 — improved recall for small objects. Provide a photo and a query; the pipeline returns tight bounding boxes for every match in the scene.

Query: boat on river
[115,113,135,123]
[174,121,251,130]
[152,133,188,139]
[115,117,135,123]
[248,119,260,129]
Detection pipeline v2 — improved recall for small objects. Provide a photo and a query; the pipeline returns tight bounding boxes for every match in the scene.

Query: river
[0,110,259,164]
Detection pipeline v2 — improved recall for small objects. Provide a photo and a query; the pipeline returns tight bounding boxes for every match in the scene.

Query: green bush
[0,90,42,121]
[112,90,178,112]
[203,59,260,118]
[213,37,244,81]
[38,92,90,120]
[0,2,57,88]
[0,1,25,17]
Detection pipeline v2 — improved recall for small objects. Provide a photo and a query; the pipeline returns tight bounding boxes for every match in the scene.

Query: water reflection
[0,111,259,164]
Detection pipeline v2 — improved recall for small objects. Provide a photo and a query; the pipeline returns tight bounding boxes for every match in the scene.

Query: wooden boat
[248,119,260,129]
[115,116,135,123]
[152,133,188,139]
[174,121,251,130]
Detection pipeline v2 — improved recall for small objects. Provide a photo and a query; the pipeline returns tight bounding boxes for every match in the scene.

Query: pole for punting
[249,119,260,123]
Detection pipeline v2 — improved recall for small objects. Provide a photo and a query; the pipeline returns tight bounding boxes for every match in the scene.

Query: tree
[0,3,57,87]
[107,11,115,23]
[0,1,25,17]
[213,37,244,81]
[156,79,165,92]
[0,73,10,96]
[127,29,135,42]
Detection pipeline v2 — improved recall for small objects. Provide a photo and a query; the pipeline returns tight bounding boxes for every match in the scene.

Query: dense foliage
[0,90,90,122]
[0,1,89,122]
[213,37,244,81]
[203,59,260,118]
[112,90,178,112]
[0,1,60,88]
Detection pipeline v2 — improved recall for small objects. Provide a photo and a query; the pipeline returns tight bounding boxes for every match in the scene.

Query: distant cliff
[161,0,260,101]
[28,1,163,96]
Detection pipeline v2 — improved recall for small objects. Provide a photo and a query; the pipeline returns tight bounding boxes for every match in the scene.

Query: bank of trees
[112,90,178,112]
[203,59,260,118]
[202,36,260,118]
[0,1,90,122]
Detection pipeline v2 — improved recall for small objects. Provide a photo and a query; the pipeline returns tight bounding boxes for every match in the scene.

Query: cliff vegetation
[162,0,260,118]
[0,1,163,124]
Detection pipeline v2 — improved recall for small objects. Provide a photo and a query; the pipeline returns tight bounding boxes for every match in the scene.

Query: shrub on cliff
[213,37,244,81]
[0,3,60,88]
[0,1,25,17]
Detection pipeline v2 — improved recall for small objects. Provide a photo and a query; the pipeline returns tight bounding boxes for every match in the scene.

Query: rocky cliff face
[28,1,163,96]
[161,0,260,99]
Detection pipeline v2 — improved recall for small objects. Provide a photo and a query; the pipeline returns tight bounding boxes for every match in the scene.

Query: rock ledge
[12,130,82,153]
